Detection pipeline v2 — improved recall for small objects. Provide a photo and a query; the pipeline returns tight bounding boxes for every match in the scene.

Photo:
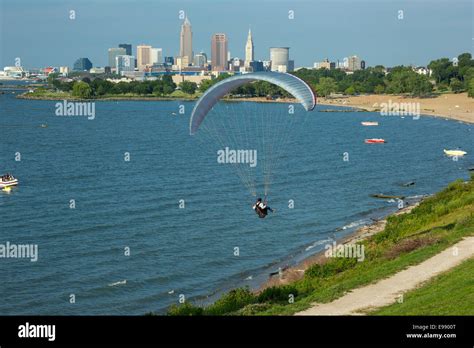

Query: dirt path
[296,236,474,315]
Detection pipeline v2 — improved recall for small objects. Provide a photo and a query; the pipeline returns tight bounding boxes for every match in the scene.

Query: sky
[0,0,472,69]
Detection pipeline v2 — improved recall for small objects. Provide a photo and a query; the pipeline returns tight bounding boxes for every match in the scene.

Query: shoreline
[259,200,422,291]
[15,91,474,124]
[317,93,474,124]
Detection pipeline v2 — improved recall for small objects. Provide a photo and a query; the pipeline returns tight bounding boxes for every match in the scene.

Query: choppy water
[0,87,472,314]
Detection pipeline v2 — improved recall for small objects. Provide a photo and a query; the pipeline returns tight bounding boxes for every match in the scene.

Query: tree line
[47,52,473,99]
[292,52,473,97]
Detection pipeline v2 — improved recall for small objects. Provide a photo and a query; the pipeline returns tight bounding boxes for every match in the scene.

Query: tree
[91,79,114,95]
[179,81,197,94]
[463,67,474,90]
[162,84,175,95]
[199,79,215,92]
[468,78,474,98]
[316,77,337,97]
[437,83,449,92]
[47,73,60,86]
[374,84,385,94]
[72,81,93,99]
[449,78,463,93]
[161,75,177,93]
[116,81,133,94]
[344,85,356,95]
[428,58,453,84]
[60,81,74,92]
[385,69,432,96]
[457,52,473,80]
[410,75,433,96]
[152,84,164,96]
[133,83,153,95]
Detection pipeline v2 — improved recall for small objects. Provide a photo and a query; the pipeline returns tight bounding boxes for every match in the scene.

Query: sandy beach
[319,93,474,124]
[232,93,474,124]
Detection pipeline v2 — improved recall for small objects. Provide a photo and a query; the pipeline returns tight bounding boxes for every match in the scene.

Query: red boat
[365,138,386,144]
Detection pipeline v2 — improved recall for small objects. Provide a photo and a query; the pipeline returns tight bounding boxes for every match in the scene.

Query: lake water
[0,87,472,314]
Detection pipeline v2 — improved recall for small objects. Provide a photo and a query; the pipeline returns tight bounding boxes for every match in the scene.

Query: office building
[193,52,207,67]
[90,67,105,74]
[119,44,132,56]
[347,55,363,71]
[116,55,135,75]
[150,48,163,65]
[73,57,93,71]
[137,45,152,71]
[180,16,193,62]
[175,56,190,70]
[314,58,336,70]
[164,56,174,66]
[59,66,70,75]
[250,60,264,72]
[211,33,228,71]
[108,48,126,70]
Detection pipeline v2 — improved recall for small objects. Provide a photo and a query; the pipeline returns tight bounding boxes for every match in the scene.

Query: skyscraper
[108,48,126,69]
[211,33,228,71]
[193,52,207,67]
[119,44,132,56]
[164,56,174,66]
[137,45,152,71]
[347,55,362,71]
[179,16,193,62]
[150,48,163,65]
[116,55,135,75]
[245,28,254,67]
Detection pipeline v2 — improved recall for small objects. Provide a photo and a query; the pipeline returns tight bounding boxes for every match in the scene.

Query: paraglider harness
[254,196,270,218]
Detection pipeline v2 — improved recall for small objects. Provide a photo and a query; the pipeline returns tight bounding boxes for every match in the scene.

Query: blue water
[0,88,472,314]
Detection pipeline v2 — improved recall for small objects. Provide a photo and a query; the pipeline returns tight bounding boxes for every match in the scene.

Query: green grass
[164,175,474,316]
[20,89,201,100]
[371,258,474,315]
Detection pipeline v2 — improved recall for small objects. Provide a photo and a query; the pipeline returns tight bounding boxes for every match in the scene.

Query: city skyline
[1,0,471,69]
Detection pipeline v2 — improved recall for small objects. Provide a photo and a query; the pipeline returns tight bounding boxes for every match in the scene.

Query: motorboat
[444,149,467,157]
[0,174,18,189]
[361,121,379,126]
[365,138,386,144]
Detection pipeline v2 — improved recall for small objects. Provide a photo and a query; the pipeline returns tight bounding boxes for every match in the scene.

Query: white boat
[444,149,467,157]
[361,121,379,126]
[0,175,18,188]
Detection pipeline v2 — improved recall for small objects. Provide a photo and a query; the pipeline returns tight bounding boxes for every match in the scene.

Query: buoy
[2,186,12,193]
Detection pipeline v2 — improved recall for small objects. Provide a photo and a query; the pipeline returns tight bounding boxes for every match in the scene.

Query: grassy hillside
[371,258,474,315]
[166,174,474,316]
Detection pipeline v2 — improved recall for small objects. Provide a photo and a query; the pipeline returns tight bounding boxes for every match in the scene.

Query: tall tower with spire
[180,16,193,63]
[245,28,254,67]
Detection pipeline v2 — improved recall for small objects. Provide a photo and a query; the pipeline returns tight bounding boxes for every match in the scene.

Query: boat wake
[108,280,127,287]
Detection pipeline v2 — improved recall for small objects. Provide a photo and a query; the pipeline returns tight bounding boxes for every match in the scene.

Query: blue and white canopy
[189,72,316,135]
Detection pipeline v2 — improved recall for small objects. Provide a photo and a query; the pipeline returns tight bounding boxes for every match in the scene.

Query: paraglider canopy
[189,72,316,135]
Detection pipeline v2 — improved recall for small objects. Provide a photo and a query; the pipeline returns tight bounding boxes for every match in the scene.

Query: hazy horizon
[0,0,472,69]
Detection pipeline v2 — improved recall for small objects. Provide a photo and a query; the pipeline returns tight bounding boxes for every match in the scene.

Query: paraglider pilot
[253,197,273,218]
